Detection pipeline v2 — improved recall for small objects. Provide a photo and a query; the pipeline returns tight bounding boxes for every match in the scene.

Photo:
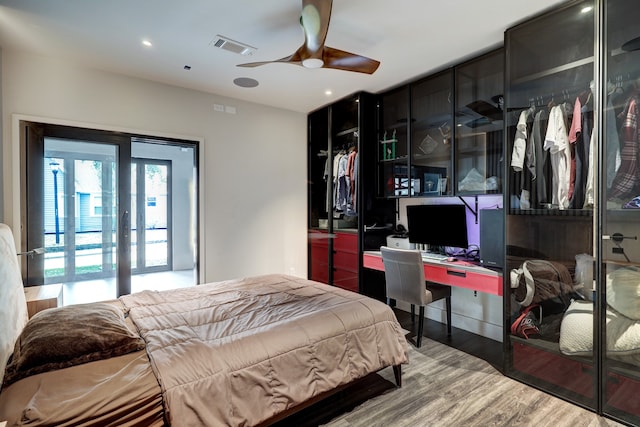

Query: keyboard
[421,251,448,261]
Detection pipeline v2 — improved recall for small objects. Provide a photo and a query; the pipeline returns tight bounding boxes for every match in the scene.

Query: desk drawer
[424,265,503,296]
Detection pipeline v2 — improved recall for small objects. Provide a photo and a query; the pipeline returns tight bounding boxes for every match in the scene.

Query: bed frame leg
[392,365,402,387]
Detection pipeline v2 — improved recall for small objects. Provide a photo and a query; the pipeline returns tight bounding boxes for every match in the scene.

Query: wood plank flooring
[274,309,625,427]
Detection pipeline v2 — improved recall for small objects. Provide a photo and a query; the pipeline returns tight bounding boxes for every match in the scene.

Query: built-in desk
[363,251,503,296]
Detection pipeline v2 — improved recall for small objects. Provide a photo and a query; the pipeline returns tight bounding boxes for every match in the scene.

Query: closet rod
[511,56,594,85]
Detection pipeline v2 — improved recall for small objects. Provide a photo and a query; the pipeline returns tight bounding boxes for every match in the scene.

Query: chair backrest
[380,246,428,305]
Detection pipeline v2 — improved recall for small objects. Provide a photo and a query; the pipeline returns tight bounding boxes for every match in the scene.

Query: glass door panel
[504,0,596,411]
[410,70,453,196]
[44,138,119,302]
[454,49,504,195]
[130,140,196,293]
[379,86,410,197]
[131,163,138,270]
[139,161,169,269]
[602,0,640,424]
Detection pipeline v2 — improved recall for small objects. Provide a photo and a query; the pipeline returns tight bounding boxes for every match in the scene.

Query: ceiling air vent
[210,35,256,56]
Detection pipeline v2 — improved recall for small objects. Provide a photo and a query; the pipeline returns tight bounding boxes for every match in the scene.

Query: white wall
[1,50,308,283]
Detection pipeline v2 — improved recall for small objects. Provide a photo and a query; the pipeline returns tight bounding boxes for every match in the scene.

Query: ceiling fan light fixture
[302,58,324,69]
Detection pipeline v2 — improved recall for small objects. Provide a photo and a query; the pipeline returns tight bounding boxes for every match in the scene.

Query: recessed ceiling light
[325,90,333,96]
[234,77,259,88]
[581,6,593,13]
[142,40,152,47]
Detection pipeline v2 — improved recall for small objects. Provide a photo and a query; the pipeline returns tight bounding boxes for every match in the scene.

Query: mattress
[120,274,408,426]
[0,274,408,426]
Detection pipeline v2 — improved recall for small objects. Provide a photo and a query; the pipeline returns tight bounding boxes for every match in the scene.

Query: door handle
[121,210,129,239]
[602,233,637,242]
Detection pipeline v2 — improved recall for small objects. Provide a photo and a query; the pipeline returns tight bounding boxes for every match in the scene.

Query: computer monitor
[406,204,469,251]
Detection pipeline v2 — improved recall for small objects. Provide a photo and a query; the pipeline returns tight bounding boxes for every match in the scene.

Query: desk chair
[380,246,452,348]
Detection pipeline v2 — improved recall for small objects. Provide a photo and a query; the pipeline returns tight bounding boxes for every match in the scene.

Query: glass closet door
[601,0,640,423]
[410,71,453,197]
[378,86,410,198]
[504,0,597,411]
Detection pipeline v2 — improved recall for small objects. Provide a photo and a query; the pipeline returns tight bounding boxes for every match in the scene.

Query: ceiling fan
[238,0,380,74]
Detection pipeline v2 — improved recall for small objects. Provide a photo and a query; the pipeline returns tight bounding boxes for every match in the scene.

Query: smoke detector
[210,35,256,56]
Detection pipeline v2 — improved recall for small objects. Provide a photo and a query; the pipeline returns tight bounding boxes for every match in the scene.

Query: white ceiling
[0,0,569,114]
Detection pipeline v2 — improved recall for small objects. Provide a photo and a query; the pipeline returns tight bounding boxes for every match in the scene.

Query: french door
[21,122,198,300]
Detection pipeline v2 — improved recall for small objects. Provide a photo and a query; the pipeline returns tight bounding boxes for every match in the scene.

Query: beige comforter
[120,274,408,426]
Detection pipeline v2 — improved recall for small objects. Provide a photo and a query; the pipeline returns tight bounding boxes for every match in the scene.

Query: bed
[0,223,408,426]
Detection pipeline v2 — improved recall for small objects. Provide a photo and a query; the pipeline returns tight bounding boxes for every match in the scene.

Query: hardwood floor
[392,308,504,372]
[274,309,625,427]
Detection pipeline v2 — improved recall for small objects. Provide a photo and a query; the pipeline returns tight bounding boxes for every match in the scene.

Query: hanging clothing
[336,153,349,211]
[584,122,596,208]
[567,98,581,204]
[609,95,640,201]
[324,157,331,212]
[511,110,530,172]
[605,97,622,190]
[332,152,343,210]
[346,148,357,207]
[352,152,359,212]
[544,104,571,209]
[572,100,593,209]
[531,109,549,206]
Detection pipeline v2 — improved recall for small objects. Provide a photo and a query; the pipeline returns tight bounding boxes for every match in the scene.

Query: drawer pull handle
[447,270,466,278]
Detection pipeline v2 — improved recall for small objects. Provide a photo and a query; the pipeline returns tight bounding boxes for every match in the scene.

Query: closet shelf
[335,127,358,137]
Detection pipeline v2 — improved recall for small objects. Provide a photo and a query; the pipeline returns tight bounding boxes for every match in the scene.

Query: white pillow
[0,223,29,388]
[606,267,640,320]
[560,299,640,357]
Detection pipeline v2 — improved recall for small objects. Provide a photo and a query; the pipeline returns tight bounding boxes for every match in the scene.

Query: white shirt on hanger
[544,105,571,209]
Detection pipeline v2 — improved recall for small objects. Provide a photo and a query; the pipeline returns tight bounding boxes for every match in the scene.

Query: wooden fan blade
[237,51,303,68]
[237,0,380,74]
[321,46,380,74]
[300,0,333,57]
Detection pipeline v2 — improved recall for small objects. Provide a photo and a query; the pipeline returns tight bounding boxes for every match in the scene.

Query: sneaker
[510,305,541,339]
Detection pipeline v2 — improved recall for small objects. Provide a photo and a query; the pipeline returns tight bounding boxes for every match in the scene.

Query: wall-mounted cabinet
[410,70,454,196]
[505,1,640,425]
[455,49,504,195]
[378,86,410,197]
[377,50,504,199]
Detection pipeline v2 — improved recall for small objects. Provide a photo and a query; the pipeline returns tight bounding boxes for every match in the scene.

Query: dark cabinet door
[504,0,597,412]
[410,70,454,196]
[308,93,390,296]
[378,86,410,198]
